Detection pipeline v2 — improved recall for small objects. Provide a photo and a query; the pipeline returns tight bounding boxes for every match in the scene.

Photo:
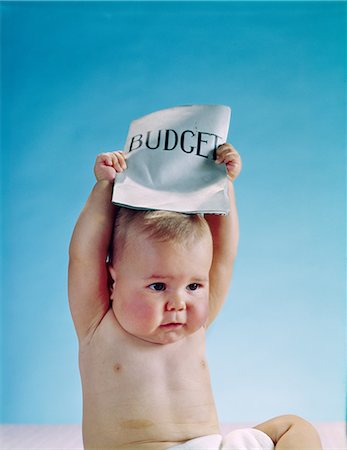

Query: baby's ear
[107,263,117,298]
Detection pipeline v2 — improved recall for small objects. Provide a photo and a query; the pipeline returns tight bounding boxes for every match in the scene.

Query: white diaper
[168,428,274,450]
[222,428,275,450]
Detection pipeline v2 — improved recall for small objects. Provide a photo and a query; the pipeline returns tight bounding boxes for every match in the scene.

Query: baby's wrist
[95,175,113,180]
[94,178,114,187]
[92,179,115,196]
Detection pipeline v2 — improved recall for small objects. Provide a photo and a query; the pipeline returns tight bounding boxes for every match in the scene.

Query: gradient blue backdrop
[1,1,345,424]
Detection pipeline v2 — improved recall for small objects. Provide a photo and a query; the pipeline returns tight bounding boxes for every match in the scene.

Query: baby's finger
[216,143,236,155]
[110,153,125,173]
[215,144,238,163]
[96,153,114,166]
[223,153,241,166]
[216,143,232,152]
[113,151,127,170]
[216,144,237,157]
[226,163,240,175]
[216,149,234,164]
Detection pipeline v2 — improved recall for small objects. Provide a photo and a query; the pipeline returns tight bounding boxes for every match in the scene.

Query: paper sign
[112,104,231,214]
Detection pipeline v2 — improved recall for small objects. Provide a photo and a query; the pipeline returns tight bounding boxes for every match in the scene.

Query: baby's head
[108,207,213,344]
[110,208,211,262]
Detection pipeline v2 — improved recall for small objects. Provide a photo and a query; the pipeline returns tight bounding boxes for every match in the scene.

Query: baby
[68,144,322,449]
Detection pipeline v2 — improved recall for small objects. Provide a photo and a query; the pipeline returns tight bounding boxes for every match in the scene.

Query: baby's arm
[205,143,241,326]
[254,415,323,449]
[68,152,126,342]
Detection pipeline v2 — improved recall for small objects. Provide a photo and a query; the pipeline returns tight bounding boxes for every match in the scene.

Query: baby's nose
[166,296,186,311]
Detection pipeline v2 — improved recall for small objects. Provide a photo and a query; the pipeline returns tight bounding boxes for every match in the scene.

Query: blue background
[1,1,345,424]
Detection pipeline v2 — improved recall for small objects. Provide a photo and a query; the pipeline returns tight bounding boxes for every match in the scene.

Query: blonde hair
[110,207,211,263]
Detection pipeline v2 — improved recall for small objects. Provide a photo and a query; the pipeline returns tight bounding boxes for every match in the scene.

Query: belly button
[113,363,122,373]
[201,359,206,369]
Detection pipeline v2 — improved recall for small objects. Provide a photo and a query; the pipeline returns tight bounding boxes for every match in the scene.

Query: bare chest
[79,311,219,448]
[80,319,212,408]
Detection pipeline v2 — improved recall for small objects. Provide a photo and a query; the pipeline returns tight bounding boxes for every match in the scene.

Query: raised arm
[68,152,126,342]
[205,144,241,326]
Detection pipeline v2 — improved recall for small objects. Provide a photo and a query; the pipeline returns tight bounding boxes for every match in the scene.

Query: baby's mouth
[160,323,184,328]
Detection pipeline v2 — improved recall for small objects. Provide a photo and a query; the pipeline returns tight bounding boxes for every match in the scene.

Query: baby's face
[109,231,212,344]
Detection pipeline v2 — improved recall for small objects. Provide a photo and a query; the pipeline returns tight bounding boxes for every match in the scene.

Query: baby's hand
[215,143,242,182]
[94,151,127,182]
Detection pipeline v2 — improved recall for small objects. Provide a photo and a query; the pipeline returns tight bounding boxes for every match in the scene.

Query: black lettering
[129,134,143,152]
[180,130,195,153]
[145,130,161,150]
[211,134,224,160]
[196,132,211,158]
[164,129,178,150]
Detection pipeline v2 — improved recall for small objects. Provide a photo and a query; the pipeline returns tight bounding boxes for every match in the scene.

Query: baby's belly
[82,388,220,450]
[80,337,220,449]
[83,372,219,450]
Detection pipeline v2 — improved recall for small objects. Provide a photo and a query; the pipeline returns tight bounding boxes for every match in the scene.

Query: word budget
[127,129,223,159]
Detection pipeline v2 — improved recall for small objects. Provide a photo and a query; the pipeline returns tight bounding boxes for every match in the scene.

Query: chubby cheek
[116,298,159,333]
[188,301,209,330]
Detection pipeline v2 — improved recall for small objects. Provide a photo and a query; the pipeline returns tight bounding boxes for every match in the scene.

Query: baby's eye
[187,283,201,291]
[148,282,166,291]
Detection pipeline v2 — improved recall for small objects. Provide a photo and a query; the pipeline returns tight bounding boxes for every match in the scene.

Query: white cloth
[168,428,275,450]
